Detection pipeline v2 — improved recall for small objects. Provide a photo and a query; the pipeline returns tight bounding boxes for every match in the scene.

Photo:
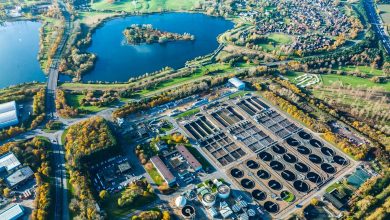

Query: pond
[0,21,46,88]
[82,13,233,82]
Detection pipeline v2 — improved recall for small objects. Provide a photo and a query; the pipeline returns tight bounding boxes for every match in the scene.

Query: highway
[365,0,390,54]
[45,1,72,219]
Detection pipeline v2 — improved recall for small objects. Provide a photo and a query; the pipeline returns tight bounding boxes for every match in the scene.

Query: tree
[162,211,171,220]
[3,188,10,198]
[310,198,320,206]
[99,190,108,200]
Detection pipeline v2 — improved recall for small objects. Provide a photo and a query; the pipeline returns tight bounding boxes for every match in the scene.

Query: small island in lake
[123,24,195,45]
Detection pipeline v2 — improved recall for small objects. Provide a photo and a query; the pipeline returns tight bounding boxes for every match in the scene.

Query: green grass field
[92,0,202,13]
[66,94,108,113]
[174,108,200,119]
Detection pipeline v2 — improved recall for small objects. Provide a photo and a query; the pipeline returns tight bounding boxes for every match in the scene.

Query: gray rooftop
[5,166,34,188]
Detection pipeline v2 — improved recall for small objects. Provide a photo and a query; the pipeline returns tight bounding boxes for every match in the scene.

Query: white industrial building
[0,101,19,130]
[0,152,21,176]
[228,77,246,90]
[0,204,25,220]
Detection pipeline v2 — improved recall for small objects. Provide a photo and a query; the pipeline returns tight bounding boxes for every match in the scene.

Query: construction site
[178,93,353,217]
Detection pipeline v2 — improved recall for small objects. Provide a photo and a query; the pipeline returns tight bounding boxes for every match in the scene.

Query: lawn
[229,91,249,99]
[282,191,295,202]
[174,108,200,119]
[160,122,174,133]
[66,93,108,113]
[326,182,344,193]
[258,33,293,52]
[92,0,202,13]
[146,166,164,186]
[284,71,305,82]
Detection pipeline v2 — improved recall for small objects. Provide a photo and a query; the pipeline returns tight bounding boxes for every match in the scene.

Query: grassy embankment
[91,0,202,13]
[38,15,65,73]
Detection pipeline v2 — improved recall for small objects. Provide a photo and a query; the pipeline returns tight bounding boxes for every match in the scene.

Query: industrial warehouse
[178,93,353,217]
[0,101,19,130]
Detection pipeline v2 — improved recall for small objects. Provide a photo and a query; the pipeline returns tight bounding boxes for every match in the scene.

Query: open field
[258,33,293,52]
[285,70,389,91]
[379,4,390,25]
[335,65,385,76]
[91,0,202,13]
[321,74,389,91]
[102,191,157,218]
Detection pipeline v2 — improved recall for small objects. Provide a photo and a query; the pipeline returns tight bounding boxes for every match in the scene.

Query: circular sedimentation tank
[217,184,231,199]
[283,153,297,163]
[293,180,310,193]
[281,170,296,181]
[202,193,216,207]
[309,154,323,164]
[270,161,285,171]
[257,169,271,179]
[231,168,244,178]
[286,137,300,146]
[295,162,310,173]
[252,189,267,201]
[307,172,322,184]
[268,180,282,191]
[309,139,323,148]
[181,205,195,218]
[297,146,311,155]
[321,147,335,156]
[264,201,279,213]
[298,131,312,140]
[321,163,336,174]
[241,178,255,189]
[272,144,287,154]
[246,160,260,169]
[333,155,348,166]
[258,151,273,161]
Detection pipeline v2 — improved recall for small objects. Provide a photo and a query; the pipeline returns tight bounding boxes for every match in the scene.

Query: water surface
[0,21,45,88]
[83,13,233,82]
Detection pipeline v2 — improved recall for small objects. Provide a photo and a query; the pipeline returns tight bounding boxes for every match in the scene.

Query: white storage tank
[175,196,187,208]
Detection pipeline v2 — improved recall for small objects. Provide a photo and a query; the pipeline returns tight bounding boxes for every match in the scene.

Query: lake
[0,21,46,88]
[83,13,233,82]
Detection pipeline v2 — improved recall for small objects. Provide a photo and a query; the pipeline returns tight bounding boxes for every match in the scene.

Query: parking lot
[178,93,353,217]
